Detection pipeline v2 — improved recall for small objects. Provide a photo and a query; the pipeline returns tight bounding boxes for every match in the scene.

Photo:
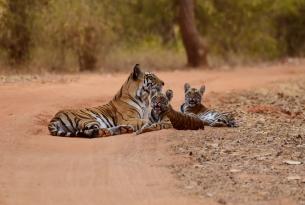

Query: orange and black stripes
[48,64,164,138]
[137,89,204,135]
[181,83,237,127]
[165,105,204,130]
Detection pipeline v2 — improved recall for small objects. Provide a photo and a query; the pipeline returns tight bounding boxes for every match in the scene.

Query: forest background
[0,0,304,73]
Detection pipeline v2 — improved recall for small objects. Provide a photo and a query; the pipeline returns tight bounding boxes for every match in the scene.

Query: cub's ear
[184,83,191,93]
[132,64,142,80]
[165,89,173,101]
[199,85,206,95]
[150,89,157,99]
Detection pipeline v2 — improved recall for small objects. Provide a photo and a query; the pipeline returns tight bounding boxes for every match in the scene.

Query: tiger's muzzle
[187,98,199,107]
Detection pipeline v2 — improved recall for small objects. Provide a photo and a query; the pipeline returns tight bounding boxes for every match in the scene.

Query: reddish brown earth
[0,63,305,205]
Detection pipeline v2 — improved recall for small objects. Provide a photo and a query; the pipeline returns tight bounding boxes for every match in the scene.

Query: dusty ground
[0,63,304,205]
[171,79,305,205]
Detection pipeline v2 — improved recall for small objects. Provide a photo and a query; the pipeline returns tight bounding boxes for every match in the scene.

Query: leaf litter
[169,79,305,204]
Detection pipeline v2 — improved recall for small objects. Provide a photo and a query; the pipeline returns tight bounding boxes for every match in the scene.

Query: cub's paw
[210,120,226,127]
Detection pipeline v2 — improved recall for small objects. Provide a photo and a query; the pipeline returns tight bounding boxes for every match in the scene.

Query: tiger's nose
[161,81,164,86]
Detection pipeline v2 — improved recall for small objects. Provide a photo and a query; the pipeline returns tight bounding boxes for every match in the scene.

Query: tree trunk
[77,26,97,72]
[178,0,208,67]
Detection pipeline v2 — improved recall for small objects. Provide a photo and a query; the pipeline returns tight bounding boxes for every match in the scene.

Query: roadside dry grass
[170,79,305,204]
[0,74,80,84]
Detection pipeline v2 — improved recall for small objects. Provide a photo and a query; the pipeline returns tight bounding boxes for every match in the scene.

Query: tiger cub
[136,89,204,134]
[180,83,237,127]
[48,64,164,138]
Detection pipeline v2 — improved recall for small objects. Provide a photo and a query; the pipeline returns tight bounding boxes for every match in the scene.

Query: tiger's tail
[48,121,58,136]
[167,105,205,130]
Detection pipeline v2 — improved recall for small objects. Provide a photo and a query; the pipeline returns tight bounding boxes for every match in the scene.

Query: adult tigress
[48,64,164,138]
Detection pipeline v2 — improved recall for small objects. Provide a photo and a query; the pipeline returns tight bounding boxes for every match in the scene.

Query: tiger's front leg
[135,122,152,135]
[122,119,147,132]
[98,125,134,137]
[98,119,147,137]
[136,122,172,135]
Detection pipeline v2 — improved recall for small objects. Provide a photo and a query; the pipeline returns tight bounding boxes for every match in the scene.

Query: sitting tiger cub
[136,89,204,134]
[180,83,237,127]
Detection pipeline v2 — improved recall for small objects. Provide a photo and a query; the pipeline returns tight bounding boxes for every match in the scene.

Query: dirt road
[1,63,305,205]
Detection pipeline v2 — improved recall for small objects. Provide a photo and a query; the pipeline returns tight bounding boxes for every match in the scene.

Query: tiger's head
[116,64,164,102]
[184,83,205,107]
[150,89,173,114]
[132,64,164,94]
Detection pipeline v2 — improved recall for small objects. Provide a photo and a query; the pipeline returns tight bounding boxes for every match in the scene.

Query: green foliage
[0,0,305,71]
[30,0,179,71]
[0,0,37,65]
[33,0,118,71]
[274,0,305,56]
[196,0,305,63]
[119,0,176,45]
[196,0,279,61]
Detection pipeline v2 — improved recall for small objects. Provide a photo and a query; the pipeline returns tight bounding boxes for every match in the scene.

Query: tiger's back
[48,103,116,137]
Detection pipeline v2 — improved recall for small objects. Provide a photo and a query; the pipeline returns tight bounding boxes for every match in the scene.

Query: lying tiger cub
[136,89,204,134]
[180,83,237,127]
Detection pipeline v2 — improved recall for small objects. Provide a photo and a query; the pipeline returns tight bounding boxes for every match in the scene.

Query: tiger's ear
[199,85,206,95]
[165,89,173,102]
[184,83,191,93]
[132,64,142,80]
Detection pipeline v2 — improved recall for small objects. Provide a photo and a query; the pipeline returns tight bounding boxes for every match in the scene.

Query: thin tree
[178,0,208,67]
[77,25,98,71]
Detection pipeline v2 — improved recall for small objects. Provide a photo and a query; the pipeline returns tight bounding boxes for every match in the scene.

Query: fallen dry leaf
[287,175,301,180]
[283,160,302,165]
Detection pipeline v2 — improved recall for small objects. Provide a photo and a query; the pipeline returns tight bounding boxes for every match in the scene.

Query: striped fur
[136,90,173,134]
[48,64,164,138]
[136,89,204,134]
[180,83,237,127]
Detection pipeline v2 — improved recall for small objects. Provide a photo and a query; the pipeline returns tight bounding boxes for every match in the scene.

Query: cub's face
[184,83,205,107]
[150,90,173,114]
[144,72,164,93]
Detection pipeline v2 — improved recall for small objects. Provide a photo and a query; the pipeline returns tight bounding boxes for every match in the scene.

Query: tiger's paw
[119,125,134,134]
[136,129,143,135]
[99,128,112,137]
[83,125,99,138]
